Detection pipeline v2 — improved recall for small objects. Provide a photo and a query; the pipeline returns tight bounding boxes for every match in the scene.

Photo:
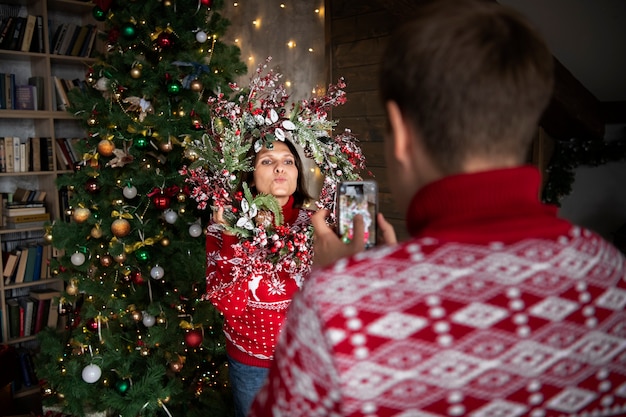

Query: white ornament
[188,223,202,237]
[122,185,138,199]
[71,252,86,266]
[164,209,178,224]
[150,265,165,279]
[142,312,156,327]
[82,364,102,383]
[195,31,208,43]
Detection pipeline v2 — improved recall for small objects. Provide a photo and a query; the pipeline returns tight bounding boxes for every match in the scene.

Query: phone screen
[337,181,378,249]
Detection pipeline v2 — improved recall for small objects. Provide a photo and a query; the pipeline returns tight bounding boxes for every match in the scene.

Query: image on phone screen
[337,181,377,249]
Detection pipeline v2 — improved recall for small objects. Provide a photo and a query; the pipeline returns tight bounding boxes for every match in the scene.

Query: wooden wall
[326,0,410,240]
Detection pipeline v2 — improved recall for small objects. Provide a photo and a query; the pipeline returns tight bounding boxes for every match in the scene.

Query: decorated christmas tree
[35,0,246,415]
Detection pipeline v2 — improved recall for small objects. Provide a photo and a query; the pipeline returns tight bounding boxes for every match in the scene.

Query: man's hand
[311,209,365,269]
[377,212,398,246]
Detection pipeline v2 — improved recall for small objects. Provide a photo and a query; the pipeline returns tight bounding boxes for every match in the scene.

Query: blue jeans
[227,355,269,417]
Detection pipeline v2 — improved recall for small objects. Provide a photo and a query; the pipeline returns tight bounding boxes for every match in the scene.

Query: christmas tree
[35,0,246,415]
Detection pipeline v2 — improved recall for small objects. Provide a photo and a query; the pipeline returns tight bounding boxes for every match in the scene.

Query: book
[40,244,52,279]
[31,244,44,281]
[81,25,98,58]
[63,138,79,164]
[2,251,19,283]
[33,297,51,333]
[4,136,14,172]
[12,135,20,172]
[7,298,19,339]
[55,138,70,169]
[71,24,89,56]
[64,23,81,55]
[19,14,36,52]
[7,16,23,51]
[30,136,41,171]
[5,73,15,110]
[52,76,70,110]
[13,246,29,283]
[5,206,47,216]
[14,84,37,110]
[29,15,43,53]
[19,139,29,171]
[0,16,15,49]
[22,247,38,283]
[12,187,32,202]
[58,23,77,56]
[39,137,53,170]
[18,297,35,336]
[0,74,5,109]
[48,295,60,329]
[17,348,37,387]
[28,76,44,110]
[51,23,68,54]
[0,137,4,172]
[6,212,50,223]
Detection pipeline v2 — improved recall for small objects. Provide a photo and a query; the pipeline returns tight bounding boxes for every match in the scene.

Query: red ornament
[86,318,99,332]
[107,27,120,43]
[156,32,172,48]
[85,178,100,194]
[200,0,212,7]
[130,271,145,285]
[184,329,203,348]
[152,194,171,210]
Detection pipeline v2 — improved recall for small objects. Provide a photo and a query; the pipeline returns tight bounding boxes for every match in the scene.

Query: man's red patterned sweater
[204,196,312,368]
[250,166,626,417]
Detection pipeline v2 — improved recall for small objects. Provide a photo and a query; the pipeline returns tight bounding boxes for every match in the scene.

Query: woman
[204,139,313,417]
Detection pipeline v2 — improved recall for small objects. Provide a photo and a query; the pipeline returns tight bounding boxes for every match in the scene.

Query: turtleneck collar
[405,165,556,238]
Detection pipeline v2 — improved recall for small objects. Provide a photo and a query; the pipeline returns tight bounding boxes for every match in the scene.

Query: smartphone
[336,181,378,249]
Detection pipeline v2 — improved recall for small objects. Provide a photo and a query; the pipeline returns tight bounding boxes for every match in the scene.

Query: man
[249,0,626,415]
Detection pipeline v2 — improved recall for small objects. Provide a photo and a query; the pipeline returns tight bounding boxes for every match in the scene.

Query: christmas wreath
[181,58,367,272]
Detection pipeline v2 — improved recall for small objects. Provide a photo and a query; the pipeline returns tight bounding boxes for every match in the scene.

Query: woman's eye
[284,159,294,165]
[261,159,273,165]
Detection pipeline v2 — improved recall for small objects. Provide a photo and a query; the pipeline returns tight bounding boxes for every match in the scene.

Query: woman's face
[252,141,299,206]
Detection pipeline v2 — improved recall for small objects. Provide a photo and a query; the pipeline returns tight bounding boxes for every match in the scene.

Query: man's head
[380,0,554,208]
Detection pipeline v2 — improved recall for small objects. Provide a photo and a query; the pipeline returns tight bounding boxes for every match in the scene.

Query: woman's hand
[377,212,397,246]
[311,210,398,269]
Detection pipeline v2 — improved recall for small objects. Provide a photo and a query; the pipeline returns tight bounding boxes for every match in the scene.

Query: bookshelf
[0,0,101,399]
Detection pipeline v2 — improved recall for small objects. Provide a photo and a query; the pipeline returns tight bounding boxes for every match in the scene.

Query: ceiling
[499,0,626,104]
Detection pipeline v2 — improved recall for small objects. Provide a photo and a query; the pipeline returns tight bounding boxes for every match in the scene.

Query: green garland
[542,136,626,206]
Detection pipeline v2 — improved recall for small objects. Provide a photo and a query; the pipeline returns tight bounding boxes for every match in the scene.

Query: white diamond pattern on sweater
[251,225,626,416]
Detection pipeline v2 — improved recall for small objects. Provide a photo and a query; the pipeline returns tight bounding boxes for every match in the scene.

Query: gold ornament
[184,148,198,161]
[113,252,127,263]
[111,218,131,237]
[90,225,103,239]
[97,139,116,157]
[140,347,150,356]
[159,140,173,152]
[131,310,142,321]
[130,66,142,79]
[157,315,166,325]
[100,254,113,267]
[73,207,91,223]
[160,237,170,247]
[66,281,79,296]
[44,232,53,243]
[87,117,98,126]
[169,360,183,372]
[177,192,186,203]
[189,79,203,92]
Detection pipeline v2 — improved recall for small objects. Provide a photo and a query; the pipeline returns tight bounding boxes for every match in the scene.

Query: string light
[287,40,296,48]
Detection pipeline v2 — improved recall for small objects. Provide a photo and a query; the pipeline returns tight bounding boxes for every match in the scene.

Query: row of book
[1,73,86,111]
[0,14,44,53]
[2,189,49,229]
[2,243,53,284]
[50,22,98,58]
[5,288,60,341]
[0,136,55,173]
[0,73,43,110]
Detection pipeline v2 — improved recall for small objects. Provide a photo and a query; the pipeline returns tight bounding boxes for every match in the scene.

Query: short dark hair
[241,140,312,208]
[379,0,554,174]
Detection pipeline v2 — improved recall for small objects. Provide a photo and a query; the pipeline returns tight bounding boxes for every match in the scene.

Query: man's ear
[385,101,414,167]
